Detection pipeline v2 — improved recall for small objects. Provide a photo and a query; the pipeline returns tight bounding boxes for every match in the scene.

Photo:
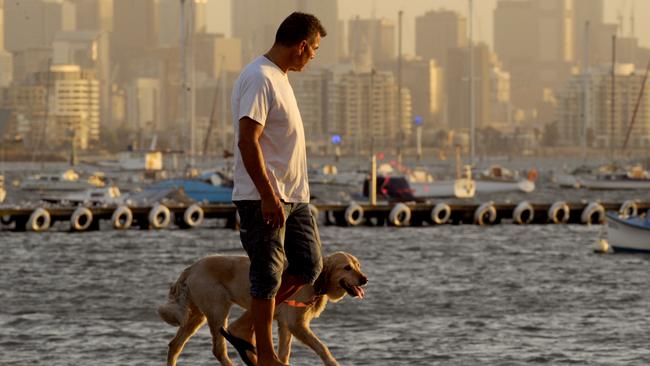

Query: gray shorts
[234,200,323,299]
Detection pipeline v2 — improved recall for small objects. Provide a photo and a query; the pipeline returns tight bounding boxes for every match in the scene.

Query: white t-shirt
[231,56,310,203]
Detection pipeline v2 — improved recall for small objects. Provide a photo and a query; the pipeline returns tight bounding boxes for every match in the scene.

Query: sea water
[2,223,650,365]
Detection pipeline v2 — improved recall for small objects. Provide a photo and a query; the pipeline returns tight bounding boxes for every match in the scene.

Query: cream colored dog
[158,251,368,366]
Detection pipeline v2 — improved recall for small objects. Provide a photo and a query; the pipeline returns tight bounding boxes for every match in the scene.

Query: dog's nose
[359,276,368,285]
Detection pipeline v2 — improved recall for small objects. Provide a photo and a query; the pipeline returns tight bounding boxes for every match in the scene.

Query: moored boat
[604,211,650,253]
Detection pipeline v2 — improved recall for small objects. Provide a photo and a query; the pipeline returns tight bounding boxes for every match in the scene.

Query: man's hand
[261,193,285,228]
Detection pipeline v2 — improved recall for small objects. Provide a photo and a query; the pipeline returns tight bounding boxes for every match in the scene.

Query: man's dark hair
[275,12,327,46]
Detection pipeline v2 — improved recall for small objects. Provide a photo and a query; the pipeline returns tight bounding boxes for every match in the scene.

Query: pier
[0,200,648,232]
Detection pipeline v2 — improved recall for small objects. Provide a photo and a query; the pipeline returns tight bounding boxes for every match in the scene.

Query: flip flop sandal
[220,327,256,366]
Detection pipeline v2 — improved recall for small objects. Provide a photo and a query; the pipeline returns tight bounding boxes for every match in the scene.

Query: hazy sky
[207,0,649,56]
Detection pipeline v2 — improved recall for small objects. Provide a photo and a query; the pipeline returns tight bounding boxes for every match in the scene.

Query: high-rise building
[415,10,467,69]
[4,0,65,52]
[126,78,161,132]
[447,43,492,132]
[7,64,99,150]
[73,0,113,32]
[0,0,13,87]
[194,33,242,78]
[573,0,603,68]
[494,0,574,109]
[398,58,443,137]
[289,69,326,152]
[556,63,650,149]
[321,66,410,155]
[348,17,395,69]
[112,0,157,55]
[157,0,208,47]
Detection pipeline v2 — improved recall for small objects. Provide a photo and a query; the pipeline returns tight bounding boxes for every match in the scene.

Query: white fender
[619,200,638,217]
[149,203,171,229]
[1,215,13,225]
[27,207,51,232]
[513,201,534,225]
[581,202,605,225]
[308,203,319,221]
[431,203,451,225]
[548,201,570,224]
[388,203,411,227]
[111,205,133,230]
[71,207,93,231]
[344,202,364,226]
[474,202,497,226]
[183,204,204,228]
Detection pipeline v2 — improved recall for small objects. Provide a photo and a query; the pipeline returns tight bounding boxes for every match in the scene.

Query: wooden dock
[0,200,648,232]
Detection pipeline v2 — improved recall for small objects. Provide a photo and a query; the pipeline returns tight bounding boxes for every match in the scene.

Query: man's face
[289,34,321,72]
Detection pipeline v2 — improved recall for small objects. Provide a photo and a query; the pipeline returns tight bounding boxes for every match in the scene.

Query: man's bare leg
[227,274,306,365]
[251,297,287,366]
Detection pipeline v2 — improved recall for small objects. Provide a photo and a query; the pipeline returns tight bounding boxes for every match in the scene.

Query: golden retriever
[158,251,368,366]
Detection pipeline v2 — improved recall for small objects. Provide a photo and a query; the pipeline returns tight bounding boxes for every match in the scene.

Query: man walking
[221,12,327,366]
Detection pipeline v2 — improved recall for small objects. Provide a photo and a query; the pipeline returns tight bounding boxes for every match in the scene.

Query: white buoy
[474,202,497,226]
[148,203,171,229]
[27,208,51,232]
[182,204,204,228]
[513,201,534,225]
[548,201,570,224]
[431,203,451,225]
[344,202,364,226]
[112,205,133,230]
[581,202,605,225]
[388,203,411,227]
[593,238,610,253]
[70,207,93,231]
[619,200,638,217]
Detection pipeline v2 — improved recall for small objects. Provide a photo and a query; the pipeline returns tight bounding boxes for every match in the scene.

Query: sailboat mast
[180,0,196,166]
[610,34,616,159]
[468,0,475,165]
[582,21,590,158]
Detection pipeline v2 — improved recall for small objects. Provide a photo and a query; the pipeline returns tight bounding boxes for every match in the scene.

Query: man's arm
[238,117,285,227]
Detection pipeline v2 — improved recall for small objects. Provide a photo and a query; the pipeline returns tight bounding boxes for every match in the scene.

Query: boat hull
[605,212,650,252]
[475,179,535,193]
[410,178,476,199]
[580,178,650,190]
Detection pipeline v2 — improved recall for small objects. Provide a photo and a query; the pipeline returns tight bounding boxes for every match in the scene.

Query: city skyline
[206,0,650,55]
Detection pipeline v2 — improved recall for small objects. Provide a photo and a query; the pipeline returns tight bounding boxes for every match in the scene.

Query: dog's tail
[158,265,193,327]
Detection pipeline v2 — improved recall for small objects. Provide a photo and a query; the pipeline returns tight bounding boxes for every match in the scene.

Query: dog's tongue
[352,286,365,299]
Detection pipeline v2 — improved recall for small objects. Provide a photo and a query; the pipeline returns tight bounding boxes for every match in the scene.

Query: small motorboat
[604,211,650,253]
[475,165,536,194]
[143,171,233,204]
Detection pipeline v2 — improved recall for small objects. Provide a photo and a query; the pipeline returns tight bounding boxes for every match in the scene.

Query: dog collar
[284,296,321,308]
